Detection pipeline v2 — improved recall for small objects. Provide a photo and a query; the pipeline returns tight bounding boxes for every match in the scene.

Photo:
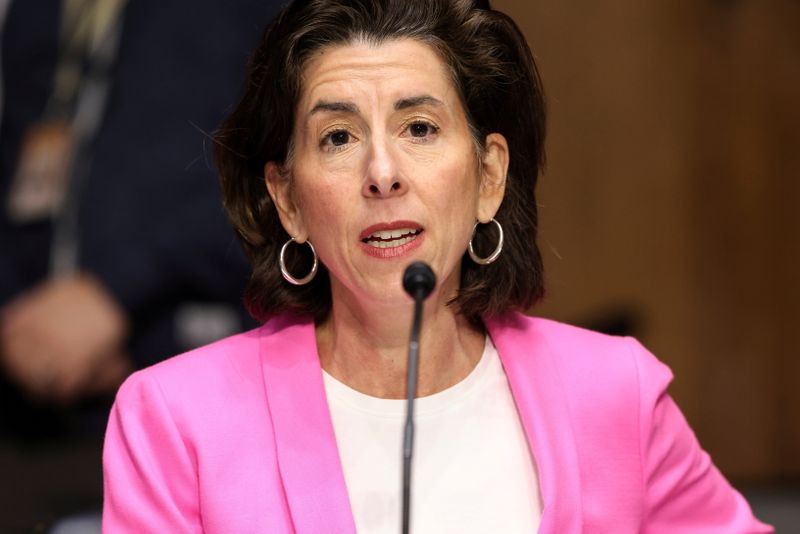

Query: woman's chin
[330,255,455,311]
[362,282,415,309]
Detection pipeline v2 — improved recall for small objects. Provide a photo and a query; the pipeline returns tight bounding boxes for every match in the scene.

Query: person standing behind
[0,1,279,528]
[0,0,280,423]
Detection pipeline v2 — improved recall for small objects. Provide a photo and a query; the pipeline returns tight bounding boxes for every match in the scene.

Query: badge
[6,120,74,223]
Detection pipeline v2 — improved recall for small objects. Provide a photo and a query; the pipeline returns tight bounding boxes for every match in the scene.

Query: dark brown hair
[215,0,546,323]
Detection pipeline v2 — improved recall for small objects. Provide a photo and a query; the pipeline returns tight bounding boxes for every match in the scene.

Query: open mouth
[362,228,423,248]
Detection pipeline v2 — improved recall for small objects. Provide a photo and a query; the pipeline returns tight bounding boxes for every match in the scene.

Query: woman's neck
[315,284,485,399]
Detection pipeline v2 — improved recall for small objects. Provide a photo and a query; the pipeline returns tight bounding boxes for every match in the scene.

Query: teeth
[364,228,421,247]
[368,228,416,240]
[368,235,416,248]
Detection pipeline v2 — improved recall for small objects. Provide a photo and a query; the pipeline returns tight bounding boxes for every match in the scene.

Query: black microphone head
[403,262,436,300]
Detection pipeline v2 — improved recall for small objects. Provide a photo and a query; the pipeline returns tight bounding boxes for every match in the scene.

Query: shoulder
[109,318,305,468]
[487,312,672,400]
[114,313,314,421]
[113,320,284,437]
[118,326,262,402]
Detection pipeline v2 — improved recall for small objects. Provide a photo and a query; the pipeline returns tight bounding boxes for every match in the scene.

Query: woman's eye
[329,130,350,146]
[406,121,438,139]
[321,129,353,150]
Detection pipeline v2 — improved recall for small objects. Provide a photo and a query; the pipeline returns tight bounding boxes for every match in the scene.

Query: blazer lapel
[259,315,357,534]
[487,313,583,534]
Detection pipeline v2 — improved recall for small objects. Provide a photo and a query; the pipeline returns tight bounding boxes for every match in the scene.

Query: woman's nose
[363,139,407,198]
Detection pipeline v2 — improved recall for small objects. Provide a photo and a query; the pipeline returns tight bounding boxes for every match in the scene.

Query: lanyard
[6,0,129,276]
[48,0,128,120]
[48,0,128,276]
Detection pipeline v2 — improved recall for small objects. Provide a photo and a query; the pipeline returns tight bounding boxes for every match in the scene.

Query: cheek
[441,159,481,219]
[292,175,353,246]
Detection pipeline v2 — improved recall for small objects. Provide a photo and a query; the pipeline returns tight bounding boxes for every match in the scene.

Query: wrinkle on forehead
[297,39,457,116]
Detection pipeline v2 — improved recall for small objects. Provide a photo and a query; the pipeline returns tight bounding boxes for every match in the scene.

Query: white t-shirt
[323,337,543,533]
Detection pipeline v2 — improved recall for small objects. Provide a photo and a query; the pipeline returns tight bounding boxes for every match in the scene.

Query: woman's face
[267,39,508,307]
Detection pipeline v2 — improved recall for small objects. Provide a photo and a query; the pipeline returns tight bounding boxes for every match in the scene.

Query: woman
[103,0,771,532]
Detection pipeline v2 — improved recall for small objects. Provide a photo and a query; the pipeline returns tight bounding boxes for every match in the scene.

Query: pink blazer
[103,312,771,533]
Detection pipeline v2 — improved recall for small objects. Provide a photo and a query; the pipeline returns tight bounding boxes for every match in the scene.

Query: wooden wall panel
[493,0,800,480]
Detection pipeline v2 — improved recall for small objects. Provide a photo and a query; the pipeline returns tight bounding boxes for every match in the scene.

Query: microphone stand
[402,292,423,534]
[401,262,435,534]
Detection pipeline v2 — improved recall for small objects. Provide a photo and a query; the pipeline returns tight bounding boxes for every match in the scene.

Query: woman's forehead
[297,39,458,114]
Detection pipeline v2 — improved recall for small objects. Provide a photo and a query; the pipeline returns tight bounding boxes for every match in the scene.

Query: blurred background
[495,0,800,527]
[0,0,280,531]
[1,0,798,531]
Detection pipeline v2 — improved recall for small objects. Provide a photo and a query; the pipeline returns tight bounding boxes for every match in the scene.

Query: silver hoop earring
[279,237,318,285]
[468,218,503,265]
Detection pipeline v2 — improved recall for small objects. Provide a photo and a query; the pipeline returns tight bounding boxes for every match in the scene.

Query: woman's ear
[264,162,307,240]
[477,133,509,222]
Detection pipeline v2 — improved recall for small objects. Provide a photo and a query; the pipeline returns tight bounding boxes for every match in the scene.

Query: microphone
[401,262,436,534]
[402,261,436,301]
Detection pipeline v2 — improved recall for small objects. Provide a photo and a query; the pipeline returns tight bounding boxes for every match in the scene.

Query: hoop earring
[279,237,318,285]
[468,218,503,265]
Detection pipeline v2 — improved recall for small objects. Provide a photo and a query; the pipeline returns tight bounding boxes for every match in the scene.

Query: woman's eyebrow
[306,96,442,117]
[308,100,359,116]
[395,95,443,110]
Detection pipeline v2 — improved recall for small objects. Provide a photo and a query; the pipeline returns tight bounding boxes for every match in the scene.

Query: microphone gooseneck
[401,261,435,534]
